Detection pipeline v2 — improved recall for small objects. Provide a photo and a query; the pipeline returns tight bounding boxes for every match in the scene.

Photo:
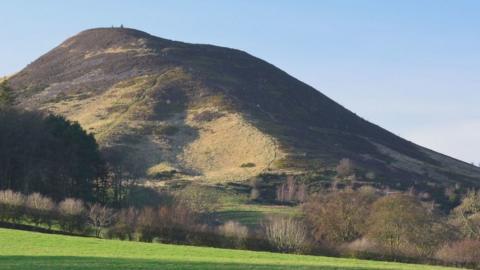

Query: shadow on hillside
[0,256,401,270]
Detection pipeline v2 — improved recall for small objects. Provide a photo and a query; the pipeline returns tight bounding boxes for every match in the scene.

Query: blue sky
[1,0,479,164]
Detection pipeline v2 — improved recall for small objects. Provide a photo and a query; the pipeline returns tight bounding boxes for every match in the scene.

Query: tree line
[0,108,108,202]
[301,188,480,267]
[1,185,479,268]
[0,188,266,250]
[0,105,141,206]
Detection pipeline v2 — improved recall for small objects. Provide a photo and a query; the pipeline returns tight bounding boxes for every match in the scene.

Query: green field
[216,203,300,226]
[0,229,462,270]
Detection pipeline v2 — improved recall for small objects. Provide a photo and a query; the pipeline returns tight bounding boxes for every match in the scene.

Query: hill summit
[7,27,480,192]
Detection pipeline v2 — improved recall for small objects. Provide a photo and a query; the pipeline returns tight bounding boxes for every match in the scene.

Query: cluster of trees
[257,187,480,268]
[300,188,480,267]
[0,103,165,207]
[276,176,307,203]
[106,203,266,250]
[0,187,265,249]
[0,108,107,202]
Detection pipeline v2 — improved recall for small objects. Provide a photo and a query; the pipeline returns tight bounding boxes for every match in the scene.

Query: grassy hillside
[0,229,461,270]
[9,27,480,193]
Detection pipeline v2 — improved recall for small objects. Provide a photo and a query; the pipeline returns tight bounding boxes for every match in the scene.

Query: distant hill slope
[8,28,480,192]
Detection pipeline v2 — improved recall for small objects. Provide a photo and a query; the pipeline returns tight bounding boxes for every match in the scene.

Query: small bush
[155,125,179,136]
[192,111,224,122]
[339,238,379,259]
[240,162,256,168]
[218,220,249,248]
[250,188,260,201]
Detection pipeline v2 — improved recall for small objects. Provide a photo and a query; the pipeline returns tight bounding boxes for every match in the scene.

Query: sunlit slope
[8,27,480,188]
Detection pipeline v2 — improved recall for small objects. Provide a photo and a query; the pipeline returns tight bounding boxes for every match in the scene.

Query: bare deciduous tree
[108,207,139,240]
[276,176,308,203]
[58,198,86,233]
[263,216,309,253]
[296,183,307,203]
[0,190,24,222]
[88,203,116,237]
[303,188,377,244]
[336,158,355,178]
[25,192,54,227]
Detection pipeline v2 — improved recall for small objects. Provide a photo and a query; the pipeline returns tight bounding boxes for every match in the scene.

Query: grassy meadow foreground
[0,229,461,270]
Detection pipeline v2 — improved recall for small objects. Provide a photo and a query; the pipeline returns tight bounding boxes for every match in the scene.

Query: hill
[7,27,480,194]
[0,228,461,270]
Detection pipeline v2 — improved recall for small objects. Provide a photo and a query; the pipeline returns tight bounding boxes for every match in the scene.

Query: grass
[216,203,300,226]
[207,186,301,226]
[0,228,462,270]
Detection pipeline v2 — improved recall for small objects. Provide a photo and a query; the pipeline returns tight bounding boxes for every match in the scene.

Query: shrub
[192,111,224,122]
[263,216,309,253]
[155,125,179,136]
[25,192,55,227]
[339,238,379,259]
[218,220,249,248]
[303,188,377,244]
[0,190,24,222]
[240,162,256,168]
[58,198,86,233]
[436,239,480,267]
